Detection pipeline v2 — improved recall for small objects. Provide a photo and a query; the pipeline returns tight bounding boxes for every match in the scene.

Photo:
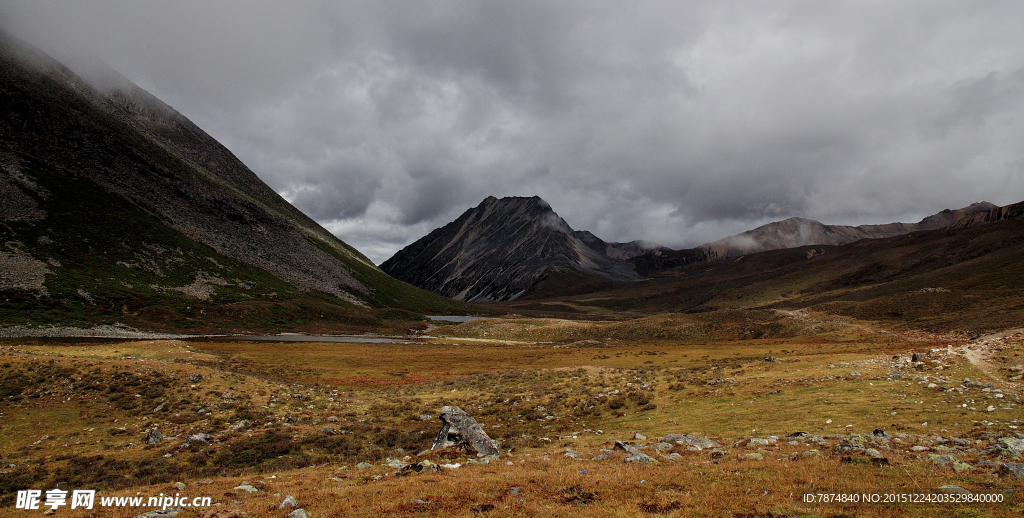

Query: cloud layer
[4,1,1024,263]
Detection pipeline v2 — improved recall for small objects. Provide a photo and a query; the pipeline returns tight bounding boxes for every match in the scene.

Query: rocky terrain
[381,196,638,301]
[0,32,457,332]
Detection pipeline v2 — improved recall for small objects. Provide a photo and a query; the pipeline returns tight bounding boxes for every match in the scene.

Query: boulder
[661,434,721,450]
[134,510,182,518]
[431,406,500,457]
[145,428,163,444]
[279,496,298,509]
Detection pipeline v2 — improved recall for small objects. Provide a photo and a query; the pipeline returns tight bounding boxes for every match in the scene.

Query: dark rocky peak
[381,196,638,301]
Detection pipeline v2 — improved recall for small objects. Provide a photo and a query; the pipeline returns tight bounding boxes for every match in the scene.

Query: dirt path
[954,328,1024,388]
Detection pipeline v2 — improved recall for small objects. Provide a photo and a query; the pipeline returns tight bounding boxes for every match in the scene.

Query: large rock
[661,434,720,450]
[144,428,163,444]
[431,406,500,457]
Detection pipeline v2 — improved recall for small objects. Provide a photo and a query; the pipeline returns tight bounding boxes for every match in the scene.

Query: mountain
[572,230,669,260]
[380,196,639,301]
[0,33,457,332]
[697,202,998,260]
[515,199,1024,334]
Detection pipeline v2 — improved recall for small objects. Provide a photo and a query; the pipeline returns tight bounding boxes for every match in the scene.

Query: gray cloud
[3,1,1024,264]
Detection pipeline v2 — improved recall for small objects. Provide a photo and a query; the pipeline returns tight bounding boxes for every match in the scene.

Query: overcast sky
[3,1,1024,264]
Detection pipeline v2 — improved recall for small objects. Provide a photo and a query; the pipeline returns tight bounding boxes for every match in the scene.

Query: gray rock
[624,451,658,463]
[661,434,721,450]
[632,431,647,441]
[288,509,309,518]
[322,426,336,435]
[938,485,969,495]
[997,437,1024,456]
[134,509,182,518]
[509,487,521,496]
[654,442,673,451]
[356,462,373,469]
[738,452,764,461]
[431,406,500,457]
[1002,462,1024,477]
[233,483,259,493]
[186,433,210,443]
[280,495,299,509]
[802,450,821,458]
[748,438,770,447]
[173,482,186,490]
[865,448,883,459]
[386,458,409,469]
[144,428,163,444]
[189,374,203,382]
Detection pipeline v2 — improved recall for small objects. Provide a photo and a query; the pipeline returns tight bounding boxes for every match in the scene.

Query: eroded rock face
[431,406,500,457]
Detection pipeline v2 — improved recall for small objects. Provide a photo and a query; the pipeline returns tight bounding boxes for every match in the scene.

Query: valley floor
[1,310,1022,517]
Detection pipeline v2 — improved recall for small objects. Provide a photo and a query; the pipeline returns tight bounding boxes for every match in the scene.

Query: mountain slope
[572,230,668,260]
[516,203,1024,334]
[698,202,997,260]
[381,196,639,301]
[0,33,457,331]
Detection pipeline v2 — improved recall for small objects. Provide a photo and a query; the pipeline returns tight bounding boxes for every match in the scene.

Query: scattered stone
[356,462,373,469]
[938,485,969,495]
[233,483,259,493]
[738,452,764,461]
[872,429,890,440]
[287,509,309,518]
[996,437,1024,457]
[864,448,883,459]
[401,460,441,474]
[135,509,182,518]
[173,482,186,490]
[1001,462,1024,477]
[431,406,500,457]
[633,431,647,441]
[187,433,211,443]
[911,446,930,452]
[509,487,521,496]
[662,434,721,450]
[189,374,203,382]
[802,450,820,458]
[747,438,770,447]
[322,426,336,435]
[279,496,298,509]
[564,448,585,459]
[654,442,673,452]
[386,458,410,470]
[416,414,433,421]
[624,451,658,463]
[327,415,340,422]
[199,511,250,518]
[786,431,810,438]
[145,428,163,444]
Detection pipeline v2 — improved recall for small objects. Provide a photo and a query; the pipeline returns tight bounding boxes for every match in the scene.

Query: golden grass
[1,310,1022,516]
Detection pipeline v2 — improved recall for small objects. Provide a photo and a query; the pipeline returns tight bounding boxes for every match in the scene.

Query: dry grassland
[1,310,1022,517]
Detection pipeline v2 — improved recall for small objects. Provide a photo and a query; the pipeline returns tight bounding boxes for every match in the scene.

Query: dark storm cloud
[3,1,1023,263]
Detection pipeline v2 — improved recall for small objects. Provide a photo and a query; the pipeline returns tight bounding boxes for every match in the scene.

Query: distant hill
[698,202,998,260]
[630,201,1004,275]
[0,32,458,332]
[512,200,1024,334]
[381,196,639,301]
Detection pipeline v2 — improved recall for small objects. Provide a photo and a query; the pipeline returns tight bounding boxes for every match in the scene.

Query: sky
[3,1,1024,264]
